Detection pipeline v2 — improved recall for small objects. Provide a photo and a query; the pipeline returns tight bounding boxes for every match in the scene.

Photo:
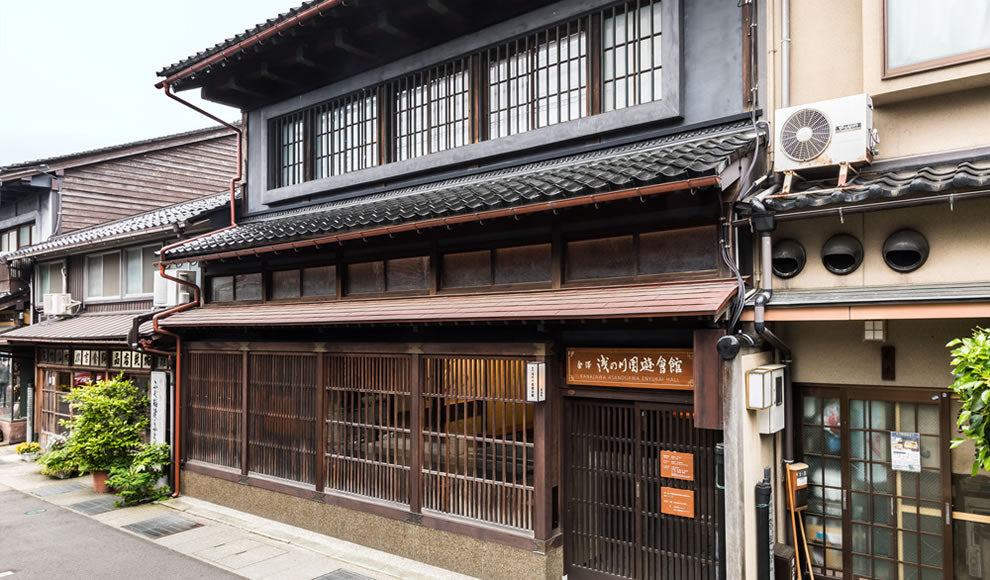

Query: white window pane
[103,253,120,297]
[125,249,142,295]
[143,247,157,293]
[887,0,990,69]
[87,257,102,297]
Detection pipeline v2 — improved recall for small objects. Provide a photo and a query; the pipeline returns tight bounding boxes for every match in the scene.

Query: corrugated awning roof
[164,122,762,260]
[2,313,153,344]
[5,193,230,261]
[766,158,990,211]
[161,280,738,328]
[749,282,990,308]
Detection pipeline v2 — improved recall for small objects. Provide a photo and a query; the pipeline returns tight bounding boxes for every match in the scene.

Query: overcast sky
[0,1,301,165]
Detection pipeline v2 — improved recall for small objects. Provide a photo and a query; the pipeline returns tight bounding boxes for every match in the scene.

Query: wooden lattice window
[186,352,243,469]
[324,353,412,504]
[421,355,535,531]
[602,0,663,112]
[391,59,471,162]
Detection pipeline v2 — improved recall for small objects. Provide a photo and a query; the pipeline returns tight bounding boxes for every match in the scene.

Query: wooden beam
[294,46,333,73]
[333,29,376,60]
[377,12,418,42]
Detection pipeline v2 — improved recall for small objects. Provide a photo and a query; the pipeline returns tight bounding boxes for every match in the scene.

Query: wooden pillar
[409,351,422,516]
[240,347,249,475]
[315,350,326,493]
[693,329,726,430]
[533,350,553,541]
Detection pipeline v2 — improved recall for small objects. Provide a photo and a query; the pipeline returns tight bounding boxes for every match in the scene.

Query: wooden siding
[59,135,236,233]
[68,255,84,303]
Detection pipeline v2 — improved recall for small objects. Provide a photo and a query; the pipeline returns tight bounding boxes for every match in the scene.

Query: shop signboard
[150,371,168,443]
[566,348,694,389]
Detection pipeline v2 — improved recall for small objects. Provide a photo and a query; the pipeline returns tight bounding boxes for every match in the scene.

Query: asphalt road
[0,488,241,580]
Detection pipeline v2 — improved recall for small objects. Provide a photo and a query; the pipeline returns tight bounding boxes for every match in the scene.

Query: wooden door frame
[798,383,953,579]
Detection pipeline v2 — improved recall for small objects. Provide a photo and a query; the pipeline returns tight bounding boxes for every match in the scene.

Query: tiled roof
[158,1,320,78]
[5,193,230,261]
[164,122,763,259]
[767,159,990,211]
[2,313,153,343]
[161,280,739,328]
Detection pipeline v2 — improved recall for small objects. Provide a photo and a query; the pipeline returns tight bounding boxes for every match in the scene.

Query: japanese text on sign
[566,348,694,389]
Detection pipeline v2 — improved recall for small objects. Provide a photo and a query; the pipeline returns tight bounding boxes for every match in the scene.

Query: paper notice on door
[890,431,921,472]
[661,487,695,518]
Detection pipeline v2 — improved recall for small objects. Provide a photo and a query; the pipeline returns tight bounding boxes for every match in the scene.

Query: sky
[0,1,302,165]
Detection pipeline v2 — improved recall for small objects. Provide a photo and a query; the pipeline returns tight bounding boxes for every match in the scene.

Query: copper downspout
[155,0,344,89]
[162,176,721,265]
[155,82,242,496]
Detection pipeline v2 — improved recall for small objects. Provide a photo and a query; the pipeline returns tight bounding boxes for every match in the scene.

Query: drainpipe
[153,82,242,496]
[781,0,791,108]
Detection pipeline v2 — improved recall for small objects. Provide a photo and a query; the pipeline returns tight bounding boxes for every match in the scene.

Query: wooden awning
[161,280,739,328]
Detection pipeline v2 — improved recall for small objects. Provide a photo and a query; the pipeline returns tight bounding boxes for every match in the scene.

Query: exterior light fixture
[864,320,885,342]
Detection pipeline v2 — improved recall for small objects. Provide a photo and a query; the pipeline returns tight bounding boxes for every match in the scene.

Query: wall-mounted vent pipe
[771,239,806,279]
[822,233,863,275]
[883,229,929,272]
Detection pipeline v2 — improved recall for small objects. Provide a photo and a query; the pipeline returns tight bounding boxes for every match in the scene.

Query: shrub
[106,443,172,506]
[38,447,81,477]
[61,375,149,472]
[15,441,41,455]
[948,327,990,475]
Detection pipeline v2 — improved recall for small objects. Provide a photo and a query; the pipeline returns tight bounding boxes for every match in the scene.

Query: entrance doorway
[563,396,721,579]
[801,386,952,579]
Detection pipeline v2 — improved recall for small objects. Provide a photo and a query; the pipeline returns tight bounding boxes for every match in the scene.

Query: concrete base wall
[183,470,563,579]
[0,417,26,444]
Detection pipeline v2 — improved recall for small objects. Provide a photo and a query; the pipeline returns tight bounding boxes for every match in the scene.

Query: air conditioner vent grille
[780,108,832,162]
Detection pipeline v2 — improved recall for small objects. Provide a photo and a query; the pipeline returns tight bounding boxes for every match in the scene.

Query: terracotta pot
[92,470,111,493]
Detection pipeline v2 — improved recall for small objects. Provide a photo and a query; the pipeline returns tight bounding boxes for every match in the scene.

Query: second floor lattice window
[266,0,662,191]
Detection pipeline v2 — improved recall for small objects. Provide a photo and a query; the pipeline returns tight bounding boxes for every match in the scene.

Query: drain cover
[123,514,202,539]
[24,509,46,515]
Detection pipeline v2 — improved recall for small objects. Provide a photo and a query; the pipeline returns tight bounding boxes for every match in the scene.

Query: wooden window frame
[882,0,990,79]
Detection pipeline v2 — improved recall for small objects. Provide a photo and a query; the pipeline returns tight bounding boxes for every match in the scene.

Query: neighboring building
[734,2,990,578]
[153,1,769,578]
[0,128,237,445]
[1,193,232,448]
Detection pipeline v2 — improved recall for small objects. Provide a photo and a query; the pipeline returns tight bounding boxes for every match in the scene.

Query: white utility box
[746,364,787,434]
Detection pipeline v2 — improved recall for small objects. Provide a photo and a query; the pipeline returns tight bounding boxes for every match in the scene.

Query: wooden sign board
[661,451,695,481]
[661,487,695,518]
[566,348,694,390]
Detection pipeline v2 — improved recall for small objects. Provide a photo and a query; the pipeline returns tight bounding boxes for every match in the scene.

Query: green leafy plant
[106,443,172,506]
[948,327,990,475]
[61,375,149,473]
[15,441,41,455]
[38,446,81,478]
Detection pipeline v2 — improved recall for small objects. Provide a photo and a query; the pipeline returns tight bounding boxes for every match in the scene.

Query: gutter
[161,176,722,264]
[156,0,344,89]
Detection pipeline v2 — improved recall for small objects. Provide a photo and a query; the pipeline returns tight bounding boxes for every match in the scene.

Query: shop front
[0,352,31,443]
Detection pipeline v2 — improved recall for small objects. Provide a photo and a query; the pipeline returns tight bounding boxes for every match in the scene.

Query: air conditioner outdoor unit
[153,269,197,308]
[773,93,878,173]
[42,293,72,316]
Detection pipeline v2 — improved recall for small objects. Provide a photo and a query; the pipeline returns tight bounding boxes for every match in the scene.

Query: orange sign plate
[566,348,694,390]
[661,451,695,481]
[661,487,695,518]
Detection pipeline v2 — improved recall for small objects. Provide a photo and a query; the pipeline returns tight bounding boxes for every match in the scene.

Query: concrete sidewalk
[0,445,475,580]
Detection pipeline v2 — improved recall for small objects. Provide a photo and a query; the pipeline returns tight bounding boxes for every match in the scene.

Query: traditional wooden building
[153,1,767,578]
[0,128,237,444]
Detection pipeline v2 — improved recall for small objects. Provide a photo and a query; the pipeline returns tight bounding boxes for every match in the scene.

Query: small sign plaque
[661,451,695,481]
[526,362,546,402]
[566,348,694,390]
[891,432,921,473]
[150,371,168,444]
[661,487,695,518]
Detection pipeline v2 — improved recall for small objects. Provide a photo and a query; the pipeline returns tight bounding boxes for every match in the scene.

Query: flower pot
[20,452,40,462]
[92,470,111,493]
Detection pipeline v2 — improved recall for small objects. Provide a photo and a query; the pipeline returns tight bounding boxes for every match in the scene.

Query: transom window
[85,245,158,300]
[267,0,663,190]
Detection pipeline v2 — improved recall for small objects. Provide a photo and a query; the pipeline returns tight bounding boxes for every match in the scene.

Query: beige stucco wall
[767,0,990,161]
[766,196,990,290]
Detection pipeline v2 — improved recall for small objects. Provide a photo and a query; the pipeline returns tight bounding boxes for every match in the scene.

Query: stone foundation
[182,470,563,579]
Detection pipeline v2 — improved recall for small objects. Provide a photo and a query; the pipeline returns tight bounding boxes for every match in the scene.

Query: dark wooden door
[801,386,953,579]
[564,397,721,579]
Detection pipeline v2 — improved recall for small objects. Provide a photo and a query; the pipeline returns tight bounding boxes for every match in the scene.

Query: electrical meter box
[747,364,786,433]
[786,462,809,512]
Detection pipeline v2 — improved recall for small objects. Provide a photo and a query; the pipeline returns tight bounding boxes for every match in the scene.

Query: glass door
[802,387,952,579]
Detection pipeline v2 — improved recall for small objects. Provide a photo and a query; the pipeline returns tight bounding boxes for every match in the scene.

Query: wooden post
[533,351,552,541]
[409,352,422,516]
[693,329,726,430]
[315,350,326,493]
[241,347,249,475]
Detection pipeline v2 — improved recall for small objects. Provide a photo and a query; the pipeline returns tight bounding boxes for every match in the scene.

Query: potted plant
[106,443,172,506]
[15,441,41,461]
[61,375,149,492]
[37,436,80,479]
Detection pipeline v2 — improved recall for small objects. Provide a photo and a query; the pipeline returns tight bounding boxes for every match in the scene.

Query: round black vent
[822,234,863,275]
[883,229,929,273]
[780,108,832,162]
[772,239,807,279]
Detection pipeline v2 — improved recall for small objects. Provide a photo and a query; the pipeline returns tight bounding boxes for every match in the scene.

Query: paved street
[0,485,240,580]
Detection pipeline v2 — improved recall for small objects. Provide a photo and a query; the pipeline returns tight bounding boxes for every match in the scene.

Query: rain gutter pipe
[159,176,721,265]
[153,82,242,496]
[782,0,790,108]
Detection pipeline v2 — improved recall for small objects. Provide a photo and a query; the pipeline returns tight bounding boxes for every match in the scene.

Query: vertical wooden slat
[315,350,326,493]
[241,348,248,476]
